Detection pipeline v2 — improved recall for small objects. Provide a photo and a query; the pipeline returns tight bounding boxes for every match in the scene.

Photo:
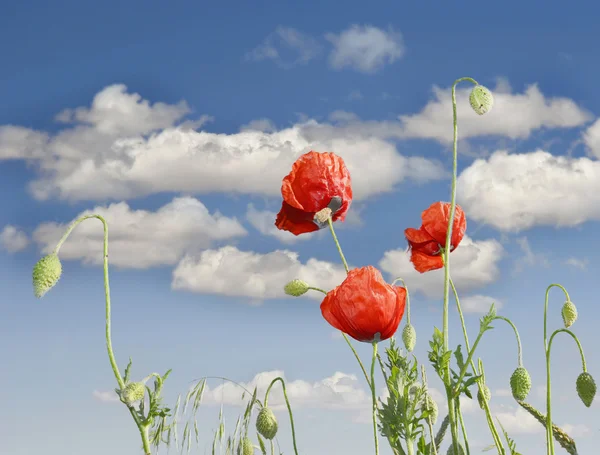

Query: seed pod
[421,393,438,425]
[284,279,310,297]
[402,323,416,352]
[469,85,494,115]
[561,301,578,328]
[510,367,532,401]
[576,372,596,408]
[33,254,63,298]
[477,384,491,409]
[122,382,146,404]
[241,437,254,455]
[256,407,278,440]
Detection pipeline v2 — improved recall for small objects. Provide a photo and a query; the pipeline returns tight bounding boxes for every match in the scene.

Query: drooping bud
[33,254,63,298]
[510,367,532,401]
[447,442,466,455]
[402,323,416,352]
[241,436,254,455]
[421,393,438,425]
[256,407,278,440]
[561,301,578,328]
[576,372,596,407]
[477,384,491,409]
[469,85,494,115]
[122,381,146,404]
[284,279,309,297]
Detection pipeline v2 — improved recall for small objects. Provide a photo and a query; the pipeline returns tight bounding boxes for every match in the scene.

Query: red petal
[410,250,444,273]
[421,202,466,250]
[404,227,440,256]
[274,201,319,235]
[281,151,352,220]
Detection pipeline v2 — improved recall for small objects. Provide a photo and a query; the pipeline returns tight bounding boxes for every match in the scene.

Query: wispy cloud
[0,225,29,253]
[245,26,322,69]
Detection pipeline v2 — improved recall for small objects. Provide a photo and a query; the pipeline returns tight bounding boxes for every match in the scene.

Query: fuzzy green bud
[33,254,63,298]
[447,443,466,455]
[576,372,596,407]
[477,384,491,409]
[421,393,438,425]
[402,323,416,352]
[241,437,254,455]
[561,301,578,328]
[510,367,532,401]
[469,85,494,115]
[284,279,310,297]
[122,381,146,404]
[256,407,278,440]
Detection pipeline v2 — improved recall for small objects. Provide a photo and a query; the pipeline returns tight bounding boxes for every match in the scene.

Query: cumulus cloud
[494,406,543,434]
[326,25,404,73]
[459,294,503,314]
[171,246,348,301]
[245,26,322,68]
[0,225,29,253]
[92,389,119,403]
[399,81,592,144]
[33,197,247,269]
[378,236,504,299]
[583,118,600,158]
[457,150,600,232]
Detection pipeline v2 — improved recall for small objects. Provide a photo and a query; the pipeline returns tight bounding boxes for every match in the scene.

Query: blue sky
[2,1,600,454]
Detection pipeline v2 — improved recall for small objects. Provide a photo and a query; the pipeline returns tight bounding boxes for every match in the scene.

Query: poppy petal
[275,201,319,235]
[421,202,466,250]
[410,250,444,273]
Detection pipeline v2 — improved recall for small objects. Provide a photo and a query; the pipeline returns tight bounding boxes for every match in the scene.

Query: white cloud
[459,295,503,314]
[512,237,550,275]
[240,118,277,133]
[457,150,600,232]
[346,90,363,101]
[494,406,543,434]
[561,423,590,438]
[245,26,322,68]
[92,389,119,403]
[0,225,29,253]
[33,197,247,269]
[326,25,404,73]
[399,81,592,144]
[583,118,600,158]
[171,246,347,301]
[565,257,588,270]
[378,236,504,299]
[494,388,512,397]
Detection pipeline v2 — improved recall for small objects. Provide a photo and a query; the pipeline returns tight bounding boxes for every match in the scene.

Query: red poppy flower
[404,202,466,273]
[275,151,352,236]
[320,266,406,343]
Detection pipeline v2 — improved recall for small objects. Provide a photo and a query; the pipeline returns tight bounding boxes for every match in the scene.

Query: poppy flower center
[312,196,343,229]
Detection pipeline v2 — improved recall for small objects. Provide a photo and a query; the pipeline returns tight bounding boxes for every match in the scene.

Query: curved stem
[264,377,299,455]
[53,214,152,453]
[543,284,570,351]
[370,342,380,455]
[546,328,588,455]
[307,286,328,295]
[495,316,524,367]
[442,77,478,453]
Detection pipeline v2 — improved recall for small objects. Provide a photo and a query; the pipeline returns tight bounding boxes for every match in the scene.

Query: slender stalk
[441,76,478,454]
[53,215,152,453]
[456,398,470,455]
[264,377,300,455]
[370,342,380,455]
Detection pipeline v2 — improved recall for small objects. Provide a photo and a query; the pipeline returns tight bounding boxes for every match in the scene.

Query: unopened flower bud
[241,437,254,455]
[122,381,146,404]
[33,254,63,298]
[284,279,310,297]
[256,407,278,440]
[421,393,438,425]
[561,301,578,328]
[510,367,532,401]
[576,372,596,408]
[469,85,494,115]
[477,384,491,409]
[402,323,416,352]
[447,442,466,455]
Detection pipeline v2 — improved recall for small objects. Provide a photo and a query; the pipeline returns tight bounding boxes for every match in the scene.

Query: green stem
[449,279,504,453]
[53,215,152,454]
[546,328,587,455]
[456,398,470,455]
[442,76,478,453]
[420,366,438,455]
[307,286,328,294]
[263,377,299,455]
[370,342,380,455]
[542,283,570,454]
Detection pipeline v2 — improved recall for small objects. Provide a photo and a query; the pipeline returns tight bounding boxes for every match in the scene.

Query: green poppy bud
[33,254,63,298]
[561,301,578,328]
[421,393,438,425]
[510,367,532,401]
[469,85,494,115]
[447,442,466,455]
[122,381,146,404]
[576,372,596,408]
[241,436,254,455]
[255,407,278,440]
[477,384,491,409]
[402,323,416,352]
[284,279,309,297]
